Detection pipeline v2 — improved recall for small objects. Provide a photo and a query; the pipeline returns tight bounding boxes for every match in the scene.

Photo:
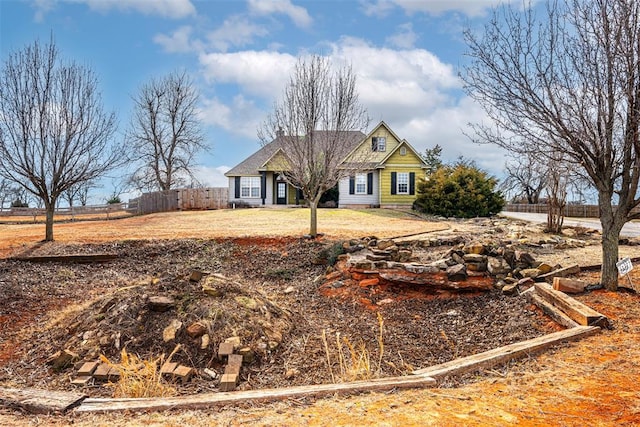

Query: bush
[413,162,504,218]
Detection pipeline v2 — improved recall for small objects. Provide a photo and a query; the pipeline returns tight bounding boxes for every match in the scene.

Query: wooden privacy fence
[504,204,640,218]
[129,188,228,215]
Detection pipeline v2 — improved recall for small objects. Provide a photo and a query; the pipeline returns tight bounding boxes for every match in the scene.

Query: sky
[0,0,526,203]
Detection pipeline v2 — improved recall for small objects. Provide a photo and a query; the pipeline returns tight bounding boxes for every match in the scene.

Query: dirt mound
[0,236,558,397]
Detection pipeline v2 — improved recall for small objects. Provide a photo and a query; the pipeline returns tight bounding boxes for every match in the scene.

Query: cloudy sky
[1,0,526,199]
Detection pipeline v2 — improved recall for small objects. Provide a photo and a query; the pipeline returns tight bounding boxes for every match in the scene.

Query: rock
[536,262,554,274]
[189,270,204,282]
[238,347,255,363]
[515,251,536,267]
[285,368,299,380]
[464,243,485,255]
[163,319,183,342]
[487,257,511,276]
[235,296,259,310]
[200,334,210,350]
[186,321,207,338]
[502,283,519,295]
[46,349,79,370]
[447,264,467,282]
[396,249,413,262]
[225,336,242,350]
[350,260,373,270]
[203,368,218,381]
[148,296,175,312]
[283,286,295,294]
[404,264,440,274]
[377,239,395,250]
[463,253,486,264]
[427,259,450,270]
[520,268,541,279]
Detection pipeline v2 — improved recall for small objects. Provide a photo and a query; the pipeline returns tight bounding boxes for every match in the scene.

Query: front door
[276,182,287,205]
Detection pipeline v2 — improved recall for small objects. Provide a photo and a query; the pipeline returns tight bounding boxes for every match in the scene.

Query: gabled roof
[224,138,286,177]
[225,130,366,177]
[378,139,429,169]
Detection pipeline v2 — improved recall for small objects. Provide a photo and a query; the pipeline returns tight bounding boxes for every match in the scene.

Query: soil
[1,210,639,426]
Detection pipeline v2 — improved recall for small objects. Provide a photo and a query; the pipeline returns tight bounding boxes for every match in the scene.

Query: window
[240,177,261,198]
[372,137,386,152]
[397,172,409,194]
[400,146,407,156]
[355,174,367,194]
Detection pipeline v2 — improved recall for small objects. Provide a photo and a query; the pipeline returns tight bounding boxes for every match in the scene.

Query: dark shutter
[349,176,355,195]
[391,172,397,195]
[367,172,373,195]
[234,177,240,198]
[260,172,267,202]
[409,172,415,195]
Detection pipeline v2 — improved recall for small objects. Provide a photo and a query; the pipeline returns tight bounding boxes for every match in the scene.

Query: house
[225,121,428,208]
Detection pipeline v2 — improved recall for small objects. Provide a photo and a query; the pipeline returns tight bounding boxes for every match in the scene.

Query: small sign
[616,257,633,276]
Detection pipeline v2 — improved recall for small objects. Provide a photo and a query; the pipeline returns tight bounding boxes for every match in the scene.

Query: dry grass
[0,208,447,257]
[99,347,179,398]
[323,313,386,382]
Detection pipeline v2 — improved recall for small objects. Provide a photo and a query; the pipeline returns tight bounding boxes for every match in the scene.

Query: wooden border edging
[534,283,609,327]
[412,326,600,379]
[74,375,435,413]
[0,388,86,414]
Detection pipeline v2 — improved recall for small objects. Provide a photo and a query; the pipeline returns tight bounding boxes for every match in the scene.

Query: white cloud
[154,25,203,53]
[199,95,264,139]
[33,0,197,20]
[193,165,231,187]
[81,0,196,18]
[198,50,297,98]
[206,15,269,52]
[196,39,503,174]
[386,22,418,49]
[248,0,312,28]
[362,0,534,18]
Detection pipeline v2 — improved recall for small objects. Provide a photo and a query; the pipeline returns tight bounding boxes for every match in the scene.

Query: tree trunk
[45,204,55,242]
[600,220,621,291]
[598,193,625,291]
[309,198,319,237]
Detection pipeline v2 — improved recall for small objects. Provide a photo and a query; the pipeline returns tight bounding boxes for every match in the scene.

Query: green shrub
[413,162,504,218]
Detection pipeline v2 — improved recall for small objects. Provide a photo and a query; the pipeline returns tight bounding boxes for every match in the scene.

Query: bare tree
[259,56,370,237]
[63,179,98,209]
[462,0,640,290]
[503,153,548,204]
[127,70,206,192]
[0,38,120,241]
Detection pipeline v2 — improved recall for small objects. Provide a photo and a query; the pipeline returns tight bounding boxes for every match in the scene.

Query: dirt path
[1,210,639,426]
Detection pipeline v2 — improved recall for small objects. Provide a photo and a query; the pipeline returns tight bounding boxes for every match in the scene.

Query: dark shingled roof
[225,131,366,177]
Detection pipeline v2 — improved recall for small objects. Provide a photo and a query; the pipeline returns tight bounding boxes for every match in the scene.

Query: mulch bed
[0,238,555,397]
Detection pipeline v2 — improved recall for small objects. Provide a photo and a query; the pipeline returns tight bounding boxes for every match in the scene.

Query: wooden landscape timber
[524,290,580,329]
[534,283,609,327]
[412,326,600,379]
[0,388,85,414]
[74,375,436,413]
[1,288,606,416]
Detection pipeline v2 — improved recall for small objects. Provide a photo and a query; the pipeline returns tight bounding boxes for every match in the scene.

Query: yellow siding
[346,125,401,163]
[379,148,426,206]
[263,151,290,171]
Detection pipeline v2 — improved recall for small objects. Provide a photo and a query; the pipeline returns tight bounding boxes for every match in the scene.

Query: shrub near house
[414,161,505,218]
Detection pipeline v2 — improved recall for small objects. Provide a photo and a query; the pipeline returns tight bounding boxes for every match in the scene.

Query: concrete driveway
[499,211,640,238]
